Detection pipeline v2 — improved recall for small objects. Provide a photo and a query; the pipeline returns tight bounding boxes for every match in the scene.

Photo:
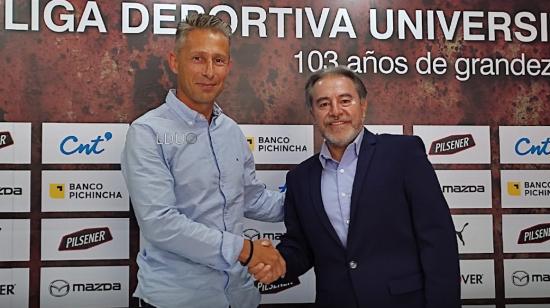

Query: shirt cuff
[221,231,245,268]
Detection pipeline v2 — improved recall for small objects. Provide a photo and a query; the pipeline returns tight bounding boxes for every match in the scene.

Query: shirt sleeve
[239,134,285,222]
[121,123,244,270]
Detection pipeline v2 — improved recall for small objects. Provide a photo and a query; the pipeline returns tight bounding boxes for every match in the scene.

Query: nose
[328,101,343,117]
[203,59,214,79]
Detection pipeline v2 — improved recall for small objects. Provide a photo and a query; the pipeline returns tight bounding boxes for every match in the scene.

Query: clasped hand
[246,240,286,284]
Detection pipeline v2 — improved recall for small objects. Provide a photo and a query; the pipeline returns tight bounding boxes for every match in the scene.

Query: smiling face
[168,29,231,111]
[310,74,367,151]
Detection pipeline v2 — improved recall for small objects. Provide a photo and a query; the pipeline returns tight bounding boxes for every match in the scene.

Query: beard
[322,122,363,148]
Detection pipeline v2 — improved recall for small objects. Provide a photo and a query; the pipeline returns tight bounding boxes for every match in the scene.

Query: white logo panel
[500,126,550,164]
[460,260,495,299]
[40,266,129,308]
[504,259,550,298]
[501,170,550,208]
[0,122,31,164]
[42,123,128,164]
[0,171,30,212]
[437,170,492,209]
[42,170,129,212]
[0,268,29,308]
[239,125,313,164]
[365,125,403,135]
[452,215,494,254]
[413,126,490,164]
[41,218,129,260]
[502,215,550,253]
[243,218,315,304]
[0,219,30,261]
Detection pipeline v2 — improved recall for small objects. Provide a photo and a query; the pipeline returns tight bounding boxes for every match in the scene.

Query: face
[310,75,367,149]
[168,29,231,108]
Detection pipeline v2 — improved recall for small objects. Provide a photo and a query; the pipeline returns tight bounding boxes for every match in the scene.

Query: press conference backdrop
[0,0,549,307]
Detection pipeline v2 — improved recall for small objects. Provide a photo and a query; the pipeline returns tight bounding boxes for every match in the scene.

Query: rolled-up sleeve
[121,123,244,270]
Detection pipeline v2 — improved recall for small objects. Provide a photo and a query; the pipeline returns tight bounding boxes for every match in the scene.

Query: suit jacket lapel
[309,158,344,248]
[349,129,377,229]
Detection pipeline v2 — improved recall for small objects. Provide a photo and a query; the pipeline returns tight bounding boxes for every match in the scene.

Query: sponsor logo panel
[239,125,313,164]
[0,268,29,308]
[41,218,129,260]
[499,126,550,164]
[41,170,129,212]
[42,123,128,164]
[436,170,492,209]
[364,125,403,135]
[0,171,30,212]
[502,215,550,253]
[0,219,30,261]
[504,259,550,298]
[413,126,490,164]
[460,260,495,299]
[452,215,494,254]
[0,122,31,164]
[501,170,550,208]
[242,218,315,303]
[40,266,128,308]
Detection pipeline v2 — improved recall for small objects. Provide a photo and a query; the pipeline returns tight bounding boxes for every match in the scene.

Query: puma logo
[455,222,469,246]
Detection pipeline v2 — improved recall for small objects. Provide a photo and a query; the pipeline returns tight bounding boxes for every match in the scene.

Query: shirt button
[349,261,357,269]
[187,121,193,125]
[339,169,345,173]
[341,192,346,197]
[346,219,350,225]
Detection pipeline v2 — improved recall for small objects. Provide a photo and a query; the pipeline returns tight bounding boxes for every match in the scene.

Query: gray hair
[304,66,368,109]
[175,13,232,52]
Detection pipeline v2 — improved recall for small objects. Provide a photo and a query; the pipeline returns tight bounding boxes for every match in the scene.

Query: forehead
[312,75,358,99]
[181,29,230,55]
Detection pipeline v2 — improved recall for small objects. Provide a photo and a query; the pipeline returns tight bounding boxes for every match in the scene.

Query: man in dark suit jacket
[250,66,460,307]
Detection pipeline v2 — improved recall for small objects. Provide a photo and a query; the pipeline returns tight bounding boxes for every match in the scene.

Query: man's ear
[168,50,179,75]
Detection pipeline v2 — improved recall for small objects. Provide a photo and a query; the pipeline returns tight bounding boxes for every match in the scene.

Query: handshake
[238,239,286,284]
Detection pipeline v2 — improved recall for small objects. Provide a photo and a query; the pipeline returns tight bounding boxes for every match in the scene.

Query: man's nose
[203,59,214,78]
[328,101,343,116]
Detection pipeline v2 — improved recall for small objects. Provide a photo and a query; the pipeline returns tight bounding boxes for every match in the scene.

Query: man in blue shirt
[121,13,285,308]
[251,66,460,307]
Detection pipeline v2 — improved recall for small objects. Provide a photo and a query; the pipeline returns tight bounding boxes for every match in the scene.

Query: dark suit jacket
[277,129,460,308]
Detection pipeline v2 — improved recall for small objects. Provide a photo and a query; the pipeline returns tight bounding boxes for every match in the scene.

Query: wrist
[239,239,254,266]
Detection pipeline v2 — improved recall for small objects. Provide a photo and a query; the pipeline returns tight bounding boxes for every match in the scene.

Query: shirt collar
[319,128,364,168]
[165,89,223,126]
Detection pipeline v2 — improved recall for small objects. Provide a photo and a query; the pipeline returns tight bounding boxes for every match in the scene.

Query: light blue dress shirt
[121,90,284,308]
[319,129,364,247]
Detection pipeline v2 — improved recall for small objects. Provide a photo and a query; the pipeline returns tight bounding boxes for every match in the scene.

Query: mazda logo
[512,271,529,287]
[49,279,70,297]
[243,228,260,241]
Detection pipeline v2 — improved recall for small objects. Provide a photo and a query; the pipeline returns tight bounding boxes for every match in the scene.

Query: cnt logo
[429,134,475,155]
[517,223,550,244]
[514,137,550,157]
[0,131,14,150]
[49,279,121,297]
[243,228,283,242]
[58,227,113,251]
[59,132,113,156]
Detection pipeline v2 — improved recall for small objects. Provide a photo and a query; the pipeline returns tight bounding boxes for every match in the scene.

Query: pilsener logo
[507,182,521,196]
[255,277,300,294]
[59,132,112,156]
[518,223,550,244]
[429,134,476,155]
[50,184,65,199]
[58,227,113,251]
[0,131,14,150]
[246,137,255,152]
